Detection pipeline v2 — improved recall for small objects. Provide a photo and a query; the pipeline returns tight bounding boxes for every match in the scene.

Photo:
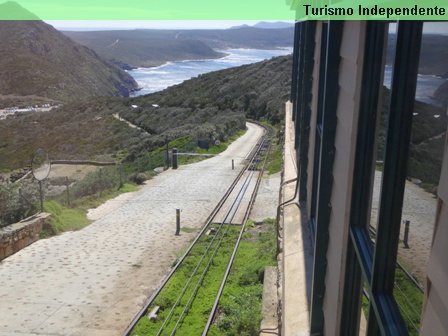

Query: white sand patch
[371,171,437,285]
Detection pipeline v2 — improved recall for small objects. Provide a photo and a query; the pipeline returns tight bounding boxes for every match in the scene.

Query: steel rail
[123,123,268,336]
[368,225,424,293]
[157,169,257,336]
[166,139,267,335]
[202,137,272,335]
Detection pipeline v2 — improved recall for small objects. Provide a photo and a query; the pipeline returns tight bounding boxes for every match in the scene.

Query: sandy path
[370,171,437,284]
[0,123,264,336]
[113,113,149,134]
[48,165,98,181]
[251,172,281,222]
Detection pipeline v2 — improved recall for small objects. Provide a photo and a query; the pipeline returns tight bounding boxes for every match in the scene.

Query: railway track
[124,124,273,336]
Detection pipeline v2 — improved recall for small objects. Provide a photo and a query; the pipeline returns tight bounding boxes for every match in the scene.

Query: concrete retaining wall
[0,213,50,261]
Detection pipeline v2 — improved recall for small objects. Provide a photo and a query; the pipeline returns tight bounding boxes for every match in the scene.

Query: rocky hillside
[377,86,447,192]
[0,3,138,103]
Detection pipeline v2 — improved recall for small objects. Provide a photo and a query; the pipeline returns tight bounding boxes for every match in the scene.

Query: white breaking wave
[128,48,293,96]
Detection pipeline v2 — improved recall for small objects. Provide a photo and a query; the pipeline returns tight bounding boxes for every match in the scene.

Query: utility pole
[38,181,43,212]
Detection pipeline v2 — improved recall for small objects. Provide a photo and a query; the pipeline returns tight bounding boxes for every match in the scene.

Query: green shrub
[209,218,277,336]
[0,182,39,226]
[130,172,149,185]
[42,200,89,235]
[70,166,120,199]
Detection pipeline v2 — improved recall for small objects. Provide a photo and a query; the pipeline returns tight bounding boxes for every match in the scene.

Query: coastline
[127,47,293,96]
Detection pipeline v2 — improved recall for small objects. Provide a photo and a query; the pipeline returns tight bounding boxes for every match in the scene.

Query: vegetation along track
[124,124,273,335]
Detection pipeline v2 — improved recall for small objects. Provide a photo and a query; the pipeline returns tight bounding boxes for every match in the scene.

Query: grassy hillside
[64,27,294,69]
[64,30,225,69]
[0,3,138,104]
[1,52,443,194]
[0,98,141,170]
[174,27,294,49]
[378,86,447,191]
[0,55,291,171]
[0,94,246,171]
[126,55,292,125]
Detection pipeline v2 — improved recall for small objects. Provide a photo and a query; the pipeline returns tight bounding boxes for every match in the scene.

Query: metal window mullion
[341,239,364,335]
[309,21,344,335]
[340,21,388,336]
[291,21,301,118]
[310,23,328,221]
[367,21,423,336]
[294,22,307,150]
[298,21,316,202]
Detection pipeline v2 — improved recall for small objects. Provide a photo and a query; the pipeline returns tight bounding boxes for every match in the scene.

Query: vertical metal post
[175,209,180,236]
[39,180,43,212]
[165,137,170,170]
[298,21,316,202]
[172,148,178,169]
[291,21,301,121]
[119,163,123,189]
[403,220,410,248]
[65,176,70,205]
[309,21,344,334]
[99,168,103,196]
[294,21,307,145]
[367,21,423,336]
[231,159,234,170]
[340,21,387,336]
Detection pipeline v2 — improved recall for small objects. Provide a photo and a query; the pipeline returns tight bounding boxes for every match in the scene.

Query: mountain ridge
[64,27,294,69]
[0,3,139,103]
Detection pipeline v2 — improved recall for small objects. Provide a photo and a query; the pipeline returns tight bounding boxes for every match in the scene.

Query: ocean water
[384,65,446,106]
[128,48,446,107]
[128,48,293,96]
